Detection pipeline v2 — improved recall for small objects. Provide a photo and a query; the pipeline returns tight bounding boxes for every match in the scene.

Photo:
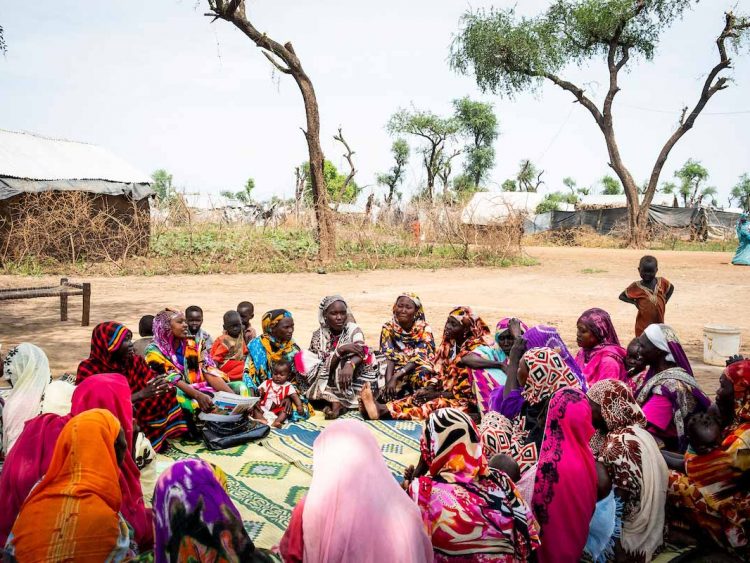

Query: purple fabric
[524,325,585,388]
[577,308,621,364]
[489,387,525,419]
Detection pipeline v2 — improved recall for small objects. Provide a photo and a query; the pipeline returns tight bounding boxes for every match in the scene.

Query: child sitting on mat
[254,360,305,428]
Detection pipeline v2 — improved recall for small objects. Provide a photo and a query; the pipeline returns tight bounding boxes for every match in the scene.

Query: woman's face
[716,373,734,419]
[170,314,189,339]
[576,322,599,350]
[497,332,515,354]
[625,339,645,373]
[636,333,662,365]
[271,317,295,343]
[324,301,348,333]
[111,334,134,363]
[394,297,418,328]
[443,316,465,342]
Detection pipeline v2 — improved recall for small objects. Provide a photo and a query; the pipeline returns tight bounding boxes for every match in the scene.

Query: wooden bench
[0,278,91,326]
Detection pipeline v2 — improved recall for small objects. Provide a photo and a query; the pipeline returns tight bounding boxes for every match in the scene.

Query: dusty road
[1,246,746,394]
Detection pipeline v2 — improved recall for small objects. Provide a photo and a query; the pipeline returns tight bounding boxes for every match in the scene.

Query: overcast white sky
[1,0,748,205]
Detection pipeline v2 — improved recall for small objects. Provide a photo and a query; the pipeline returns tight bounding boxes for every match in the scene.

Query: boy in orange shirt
[619,255,674,337]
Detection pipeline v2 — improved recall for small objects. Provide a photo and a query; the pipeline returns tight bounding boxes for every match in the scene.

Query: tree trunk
[296,74,335,261]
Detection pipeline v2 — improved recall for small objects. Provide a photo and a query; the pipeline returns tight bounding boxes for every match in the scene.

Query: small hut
[0,130,154,262]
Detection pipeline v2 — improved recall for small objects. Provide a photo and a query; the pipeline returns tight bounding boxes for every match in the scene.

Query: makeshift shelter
[0,130,153,261]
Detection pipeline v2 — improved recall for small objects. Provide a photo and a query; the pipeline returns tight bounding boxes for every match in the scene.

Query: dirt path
[1,246,746,394]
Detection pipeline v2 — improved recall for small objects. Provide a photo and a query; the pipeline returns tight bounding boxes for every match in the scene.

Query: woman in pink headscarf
[279,418,433,563]
[575,308,628,386]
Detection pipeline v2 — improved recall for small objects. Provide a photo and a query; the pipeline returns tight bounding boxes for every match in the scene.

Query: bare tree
[332,127,356,211]
[206,0,335,261]
[294,165,305,221]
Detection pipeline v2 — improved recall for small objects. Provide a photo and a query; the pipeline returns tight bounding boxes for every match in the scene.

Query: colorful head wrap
[261,309,293,338]
[394,292,426,322]
[524,325,585,386]
[577,308,621,348]
[421,407,488,483]
[587,379,647,434]
[726,359,750,424]
[152,308,184,367]
[317,295,352,328]
[643,323,693,375]
[494,318,528,346]
[153,459,254,563]
[521,347,581,405]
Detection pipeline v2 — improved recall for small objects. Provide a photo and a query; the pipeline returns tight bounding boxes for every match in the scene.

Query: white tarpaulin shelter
[461,191,573,225]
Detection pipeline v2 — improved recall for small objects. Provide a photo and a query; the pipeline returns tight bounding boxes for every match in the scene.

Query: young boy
[254,360,305,428]
[619,255,674,337]
[132,314,155,357]
[237,301,257,343]
[186,305,214,351]
[210,311,248,381]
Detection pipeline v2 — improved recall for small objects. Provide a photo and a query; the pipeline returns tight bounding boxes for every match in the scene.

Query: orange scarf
[9,409,126,562]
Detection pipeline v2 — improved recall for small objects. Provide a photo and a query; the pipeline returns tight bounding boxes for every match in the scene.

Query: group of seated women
[0,292,747,562]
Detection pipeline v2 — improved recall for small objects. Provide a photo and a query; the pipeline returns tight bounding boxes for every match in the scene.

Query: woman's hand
[413,388,440,405]
[510,335,527,359]
[402,464,416,491]
[339,361,354,392]
[381,371,402,401]
[133,376,170,402]
[283,397,295,416]
[508,318,523,338]
[337,342,365,358]
[195,392,214,412]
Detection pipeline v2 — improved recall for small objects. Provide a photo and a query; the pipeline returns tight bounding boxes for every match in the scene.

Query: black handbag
[200,414,270,451]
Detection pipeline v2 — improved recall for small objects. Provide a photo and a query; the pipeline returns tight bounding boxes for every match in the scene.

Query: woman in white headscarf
[1,343,52,454]
[300,295,380,418]
[636,324,710,451]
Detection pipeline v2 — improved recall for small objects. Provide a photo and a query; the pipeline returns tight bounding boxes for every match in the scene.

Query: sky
[1,0,749,206]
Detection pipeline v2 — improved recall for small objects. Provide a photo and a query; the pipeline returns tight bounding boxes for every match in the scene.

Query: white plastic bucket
[703,324,742,366]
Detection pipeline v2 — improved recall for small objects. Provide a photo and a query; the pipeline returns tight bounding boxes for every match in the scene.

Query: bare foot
[325,402,343,420]
[272,421,283,429]
[360,383,379,420]
[358,398,367,418]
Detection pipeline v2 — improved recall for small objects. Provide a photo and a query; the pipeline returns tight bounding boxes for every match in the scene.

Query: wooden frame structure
[0,277,91,326]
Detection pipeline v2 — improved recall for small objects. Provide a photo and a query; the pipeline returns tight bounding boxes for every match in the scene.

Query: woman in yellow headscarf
[6,409,132,562]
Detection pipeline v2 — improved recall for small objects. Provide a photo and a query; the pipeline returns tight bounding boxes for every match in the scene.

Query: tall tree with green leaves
[673,159,717,207]
[452,97,499,188]
[730,174,750,212]
[501,179,518,192]
[516,159,544,192]
[387,108,459,201]
[451,2,750,245]
[150,169,175,203]
[300,160,359,205]
[377,139,410,206]
[600,175,623,195]
[563,177,577,195]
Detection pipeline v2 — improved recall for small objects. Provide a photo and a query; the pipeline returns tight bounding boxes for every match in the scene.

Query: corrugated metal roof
[0,129,151,183]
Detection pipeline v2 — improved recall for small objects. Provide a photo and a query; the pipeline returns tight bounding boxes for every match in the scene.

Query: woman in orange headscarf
[6,409,132,562]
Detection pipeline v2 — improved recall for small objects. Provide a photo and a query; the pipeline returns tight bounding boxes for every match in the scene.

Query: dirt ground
[1,246,747,395]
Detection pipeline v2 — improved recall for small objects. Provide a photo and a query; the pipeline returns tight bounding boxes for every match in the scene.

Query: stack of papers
[212,391,259,414]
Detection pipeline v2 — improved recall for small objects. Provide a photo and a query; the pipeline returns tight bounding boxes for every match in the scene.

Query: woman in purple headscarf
[575,308,628,387]
[636,324,710,451]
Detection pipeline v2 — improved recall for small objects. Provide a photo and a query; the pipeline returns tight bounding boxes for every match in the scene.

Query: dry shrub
[526,226,624,248]
[0,191,149,268]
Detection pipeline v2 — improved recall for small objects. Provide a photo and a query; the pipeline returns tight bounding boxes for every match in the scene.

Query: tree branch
[645,11,746,207]
[544,73,604,128]
[333,127,357,204]
[262,50,291,74]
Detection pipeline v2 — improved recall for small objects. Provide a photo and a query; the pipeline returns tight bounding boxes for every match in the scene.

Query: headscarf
[521,347,581,405]
[379,293,435,383]
[494,317,528,346]
[152,309,187,370]
[77,321,185,452]
[40,379,75,415]
[587,380,667,561]
[312,295,362,353]
[0,413,71,546]
[532,388,597,563]
[244,309,298,388]
[413,408,540,560]
[281,419,433,563]
[577,309,627,385]
[578,308,621,350]
[8,409,130,562]
[70,373,154,550]
[432,306,492,373]
[1,343,51,454]
[524,324,585,386]
[642,324,693,375]
[153,459,255,563]
[726,359,750,426]
[480,347,582,474]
